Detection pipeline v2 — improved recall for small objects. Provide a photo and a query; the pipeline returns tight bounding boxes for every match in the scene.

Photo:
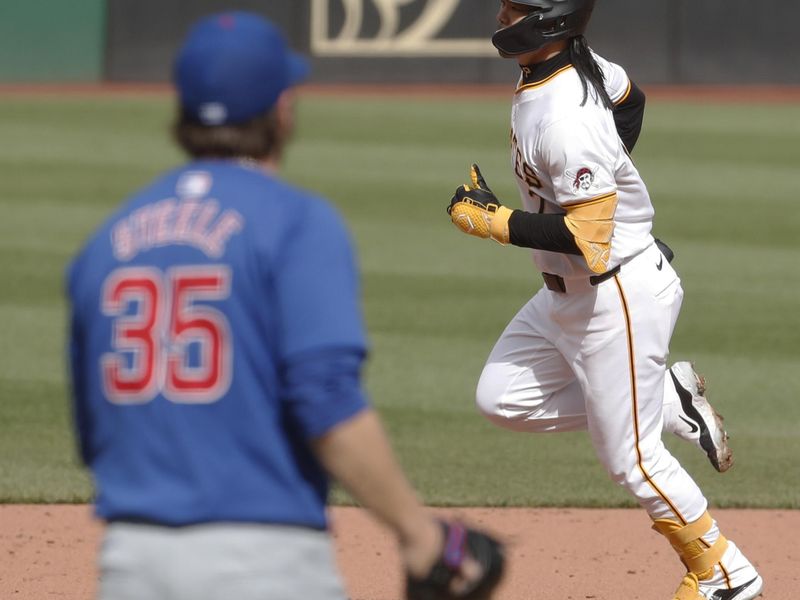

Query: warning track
[2,82,800,103]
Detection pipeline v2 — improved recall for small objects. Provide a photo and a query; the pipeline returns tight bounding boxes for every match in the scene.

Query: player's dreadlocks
[569,35,614,110]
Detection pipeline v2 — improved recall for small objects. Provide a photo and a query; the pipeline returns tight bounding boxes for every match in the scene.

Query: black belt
[542,265,621,293]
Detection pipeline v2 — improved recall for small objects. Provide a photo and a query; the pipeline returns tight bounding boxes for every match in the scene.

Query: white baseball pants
[477,242,708,523]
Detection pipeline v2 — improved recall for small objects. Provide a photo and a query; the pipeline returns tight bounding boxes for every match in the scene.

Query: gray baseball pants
[98,521,348,600]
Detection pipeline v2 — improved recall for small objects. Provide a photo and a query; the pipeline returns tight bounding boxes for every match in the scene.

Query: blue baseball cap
[175,12,310,126]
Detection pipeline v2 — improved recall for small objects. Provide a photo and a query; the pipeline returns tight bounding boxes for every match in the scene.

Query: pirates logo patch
[571,167,595,192]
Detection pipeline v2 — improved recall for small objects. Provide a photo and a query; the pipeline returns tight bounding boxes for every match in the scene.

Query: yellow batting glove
[447,164,512,244]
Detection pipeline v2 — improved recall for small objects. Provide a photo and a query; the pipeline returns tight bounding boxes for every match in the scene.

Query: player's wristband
[489,205,513,245]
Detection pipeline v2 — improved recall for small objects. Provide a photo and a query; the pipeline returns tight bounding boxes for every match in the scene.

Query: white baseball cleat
[701,574,764,600]
[674,572,764,600]
[668,361,733,473]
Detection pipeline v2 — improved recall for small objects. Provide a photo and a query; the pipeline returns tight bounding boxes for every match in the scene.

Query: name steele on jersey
[111,197,244,261]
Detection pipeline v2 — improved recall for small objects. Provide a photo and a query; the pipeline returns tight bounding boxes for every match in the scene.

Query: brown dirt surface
[0,505,796,599]
[2,83,800,103]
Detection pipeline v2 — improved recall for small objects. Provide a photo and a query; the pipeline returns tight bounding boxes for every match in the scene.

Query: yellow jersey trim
[564,191,618,208]
[614,79,633,106]
[516,65,575,94]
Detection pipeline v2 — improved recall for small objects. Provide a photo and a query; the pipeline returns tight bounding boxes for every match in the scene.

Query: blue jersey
[67,161,368,528]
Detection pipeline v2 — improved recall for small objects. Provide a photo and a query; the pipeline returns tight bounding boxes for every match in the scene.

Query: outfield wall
[1,0,796,85]
[0,0,105,81]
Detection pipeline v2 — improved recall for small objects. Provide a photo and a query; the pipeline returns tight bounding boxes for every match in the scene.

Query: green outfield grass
[0,92,798,507]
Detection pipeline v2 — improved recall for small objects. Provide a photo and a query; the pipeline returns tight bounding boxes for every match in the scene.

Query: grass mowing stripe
[0,379,91,502]
[0,305,68,383]
[0,94,797,506]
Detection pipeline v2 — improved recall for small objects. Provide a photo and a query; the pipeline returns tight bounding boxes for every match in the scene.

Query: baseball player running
[67,12,504,600]
[446,2,762,599]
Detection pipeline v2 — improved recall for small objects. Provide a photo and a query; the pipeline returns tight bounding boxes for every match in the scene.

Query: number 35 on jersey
[100,265,233,405]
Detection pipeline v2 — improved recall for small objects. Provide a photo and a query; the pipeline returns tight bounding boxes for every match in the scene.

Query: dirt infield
[0,505,795,599]
[2,83,800,103]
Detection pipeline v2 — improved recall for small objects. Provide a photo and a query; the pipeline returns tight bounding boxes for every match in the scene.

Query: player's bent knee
[474,368,529,432]
[475,369,505,420]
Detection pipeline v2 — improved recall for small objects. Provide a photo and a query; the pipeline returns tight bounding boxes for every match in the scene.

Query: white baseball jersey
[475,47,761,594]
[510,52,655,278]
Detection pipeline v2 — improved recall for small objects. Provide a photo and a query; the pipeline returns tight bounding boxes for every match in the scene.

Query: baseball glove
[447,164,513,244]
[406,521,505,600]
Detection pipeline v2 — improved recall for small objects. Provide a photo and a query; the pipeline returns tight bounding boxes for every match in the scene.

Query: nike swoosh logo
[679,415,699,434]
[709,576,761,599]
[656,256,664,270]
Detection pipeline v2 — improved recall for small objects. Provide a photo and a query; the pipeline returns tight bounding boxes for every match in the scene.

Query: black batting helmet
[492,0,595,56]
